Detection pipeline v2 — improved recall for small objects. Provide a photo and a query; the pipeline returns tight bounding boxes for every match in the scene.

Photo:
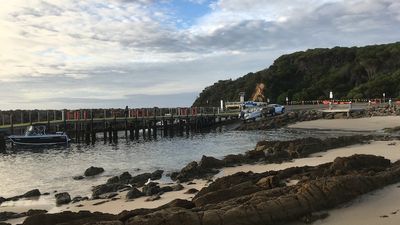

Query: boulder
[83,222,123,225]
[107,176,120,184]
[0,197,5,204]
[98,192,118,199]
[23,189,41,198]
[73,176,85,180]
[92,183,127,198]
[107,172,133,184]
[198,156,224,169]
[150,170,164,180]
[172,184,184,191]
[118,209,154,223]
[256,176,280,189]
[72,196,87,203]
[22,211,116,225]
[84,166,105,177]
[330,154,390,174]
[130,173,152,186]
[142,182,161,196]
[145,194,161,202]
[184,188,199,194]
[222,154,247,166]
[55,192,71,205]
[160,186,173,193]
[126,188,144,200]
[0,212,23,222]
[157,199,195,210]
[26,210,47,217]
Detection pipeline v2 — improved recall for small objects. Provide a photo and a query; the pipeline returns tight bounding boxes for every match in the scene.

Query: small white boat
[8,125,70,146]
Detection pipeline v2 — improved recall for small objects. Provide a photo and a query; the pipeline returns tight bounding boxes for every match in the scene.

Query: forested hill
[192,42,400,107]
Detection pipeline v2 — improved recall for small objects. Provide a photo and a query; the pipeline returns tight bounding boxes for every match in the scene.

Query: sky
[1,0,400,109]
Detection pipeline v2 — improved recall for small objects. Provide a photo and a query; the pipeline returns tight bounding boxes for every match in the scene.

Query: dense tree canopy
[193,42,400,106]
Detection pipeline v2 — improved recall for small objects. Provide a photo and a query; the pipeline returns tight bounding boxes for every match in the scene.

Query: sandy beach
[288,116,400,131]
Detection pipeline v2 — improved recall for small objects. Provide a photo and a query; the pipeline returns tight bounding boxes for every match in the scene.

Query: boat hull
[9,135,70,146]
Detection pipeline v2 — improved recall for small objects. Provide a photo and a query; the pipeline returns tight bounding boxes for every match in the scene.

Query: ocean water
[0,126,360,198]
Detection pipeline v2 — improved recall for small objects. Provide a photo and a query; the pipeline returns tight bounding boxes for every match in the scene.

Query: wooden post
[163,120,168,137]
[47,110,50,132]
[113,114,118,143]
[85,123,91,145]
[103,122,108,144]
[147,121,152,139]
[124,113,128,138]
[108,123,113,143]
[74,120,79,143]
[129,123,134,140]
[169,118,174,137]
[153,120,157,139]
[142,121,146,139]
[90,109,95,144]
[135,121,139,140]
[29,111,32,125]
[20,111,23,125]
[10,112,14,135]
[0,132,6,153]
[186,118,190,135]
[103,110,107,143]
[63,110,67,133]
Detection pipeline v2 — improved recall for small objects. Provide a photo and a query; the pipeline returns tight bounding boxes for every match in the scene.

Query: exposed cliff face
[193,42,400,106]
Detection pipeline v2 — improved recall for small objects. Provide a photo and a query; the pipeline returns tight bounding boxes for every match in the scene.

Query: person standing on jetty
[124,106,129,118]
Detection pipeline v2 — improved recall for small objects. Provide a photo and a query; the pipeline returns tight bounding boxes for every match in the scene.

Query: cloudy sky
[1,0,399,109]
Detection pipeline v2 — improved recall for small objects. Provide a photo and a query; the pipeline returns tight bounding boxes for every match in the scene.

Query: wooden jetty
[0,107,239,148]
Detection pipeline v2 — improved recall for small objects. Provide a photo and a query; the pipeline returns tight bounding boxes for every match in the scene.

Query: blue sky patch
[157,0,215,29]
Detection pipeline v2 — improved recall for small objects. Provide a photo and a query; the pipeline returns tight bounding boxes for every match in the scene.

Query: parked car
[262,104,285,116]
[243,107,263,121]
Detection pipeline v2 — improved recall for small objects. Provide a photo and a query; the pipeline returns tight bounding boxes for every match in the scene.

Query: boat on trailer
[8,125,70,146]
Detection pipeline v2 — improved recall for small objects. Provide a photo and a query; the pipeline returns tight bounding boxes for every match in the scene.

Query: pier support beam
[0,133,6,153]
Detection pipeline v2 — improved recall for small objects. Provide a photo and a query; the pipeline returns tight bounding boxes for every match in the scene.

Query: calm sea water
[0,126,360,198]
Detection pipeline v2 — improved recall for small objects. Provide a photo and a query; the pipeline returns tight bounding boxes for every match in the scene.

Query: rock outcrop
[22,154,400,225]
[170,135,371,182]
[92,170,164,198]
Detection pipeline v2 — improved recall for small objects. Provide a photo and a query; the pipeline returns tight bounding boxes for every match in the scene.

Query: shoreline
[3,139,400,225]
[2,115,400,225]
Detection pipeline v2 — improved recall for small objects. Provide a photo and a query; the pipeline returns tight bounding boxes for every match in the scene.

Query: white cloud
[0,0,400,109]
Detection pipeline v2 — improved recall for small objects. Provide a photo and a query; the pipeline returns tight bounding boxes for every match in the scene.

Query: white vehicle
[267,104,285,115]
[243,107,263,121]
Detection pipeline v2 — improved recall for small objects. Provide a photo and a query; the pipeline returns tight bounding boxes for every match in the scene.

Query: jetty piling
[0,132,6,153]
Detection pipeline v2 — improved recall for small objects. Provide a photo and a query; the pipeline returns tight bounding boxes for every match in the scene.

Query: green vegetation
[193,42,400,106]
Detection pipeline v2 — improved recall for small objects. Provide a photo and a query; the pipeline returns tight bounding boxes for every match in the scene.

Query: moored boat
[8,125,70,146]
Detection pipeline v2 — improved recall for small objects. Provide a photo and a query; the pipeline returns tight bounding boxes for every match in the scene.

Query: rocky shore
[16,153,400,225]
